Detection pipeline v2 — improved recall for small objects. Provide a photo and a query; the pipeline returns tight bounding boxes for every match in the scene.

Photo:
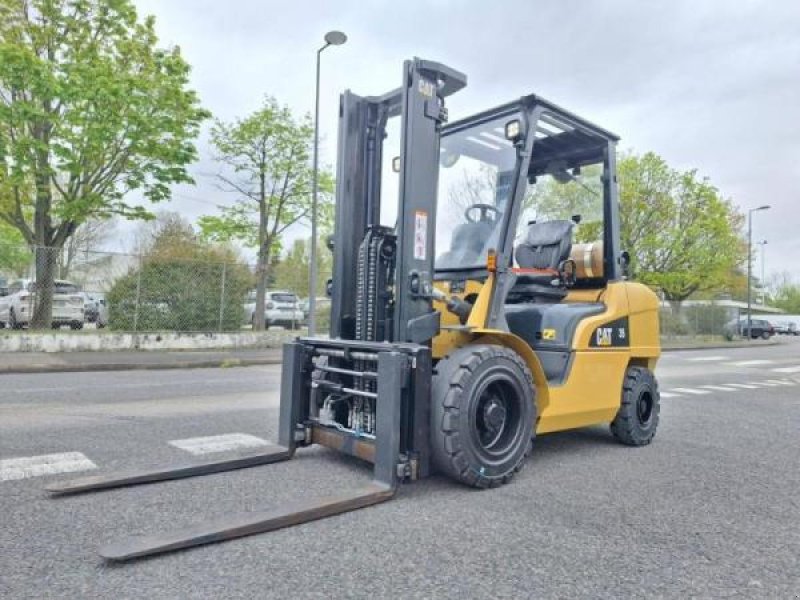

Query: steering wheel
[465,203,502,224]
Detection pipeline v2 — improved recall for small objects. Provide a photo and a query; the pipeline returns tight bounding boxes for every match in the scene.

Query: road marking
[728,360,775,367]
[754,381,780,387]
[771,366,800,373]
[660,392,682,398]
[687,356,729,362]
[725,383,759,389]
[701,385,740,392]
[763,379,795,386]
[0,452,97,482]
[169,433,270,456]
[671,387,711,395]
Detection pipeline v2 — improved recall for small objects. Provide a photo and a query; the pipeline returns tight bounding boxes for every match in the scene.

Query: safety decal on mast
[414,210,428,260]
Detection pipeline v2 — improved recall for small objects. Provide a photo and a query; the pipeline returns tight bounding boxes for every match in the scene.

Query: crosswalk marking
[771,366,800,374]
[728,360,775,367]
[660,392,682,398]
[168,433,271,456]
[671,387,711,395]
[0,452,97,482]
[701,385,739,392]
[687,356,728,362]
[725,383,759,389]
[763,379,795,386]
[754,381,779,387]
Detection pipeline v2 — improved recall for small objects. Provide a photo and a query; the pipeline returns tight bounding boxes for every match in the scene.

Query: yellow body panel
[431,277,661,435]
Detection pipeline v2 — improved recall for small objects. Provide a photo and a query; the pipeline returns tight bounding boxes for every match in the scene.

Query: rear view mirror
[620,251,631,278]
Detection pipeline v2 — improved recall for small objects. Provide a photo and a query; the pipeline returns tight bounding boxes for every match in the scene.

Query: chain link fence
[658,299,784,342]
[0,244,329,334]
[1,243,778,342]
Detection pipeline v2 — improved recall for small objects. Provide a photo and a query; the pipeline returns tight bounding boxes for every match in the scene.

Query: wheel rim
[637,390,654,426]
[470,374,525,463]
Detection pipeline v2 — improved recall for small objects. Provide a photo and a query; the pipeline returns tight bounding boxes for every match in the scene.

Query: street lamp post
[746,205,770,339]
[309,30,347,337]
[756,239,767,305]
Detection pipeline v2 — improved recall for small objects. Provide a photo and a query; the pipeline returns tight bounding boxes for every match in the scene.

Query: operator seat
[507,220,574,303]
[436,221,492,269]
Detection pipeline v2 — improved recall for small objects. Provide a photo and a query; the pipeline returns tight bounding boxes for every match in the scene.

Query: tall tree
[0,0,208,327]
[617,152,745,308]
[516,151,745,307]
[198,96,333,330]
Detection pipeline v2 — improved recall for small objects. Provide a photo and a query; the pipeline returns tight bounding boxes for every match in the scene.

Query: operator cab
[434,97,621,382]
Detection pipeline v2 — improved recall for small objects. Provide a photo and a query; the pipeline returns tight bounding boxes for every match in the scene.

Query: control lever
[431,287,473,323]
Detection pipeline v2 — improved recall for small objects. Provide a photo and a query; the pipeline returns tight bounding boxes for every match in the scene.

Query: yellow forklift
[48,57,661,560]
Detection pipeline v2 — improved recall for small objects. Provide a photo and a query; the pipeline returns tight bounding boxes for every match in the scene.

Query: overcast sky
[130,0,800,280]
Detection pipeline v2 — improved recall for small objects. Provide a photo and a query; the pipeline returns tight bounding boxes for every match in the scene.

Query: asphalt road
[1,340,799,599]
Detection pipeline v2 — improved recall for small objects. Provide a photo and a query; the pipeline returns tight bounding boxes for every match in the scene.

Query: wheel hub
[484,398,507,431]
[637,391,653,426]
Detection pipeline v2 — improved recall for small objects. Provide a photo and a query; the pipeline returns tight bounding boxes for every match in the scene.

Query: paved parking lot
[1,340,799,598]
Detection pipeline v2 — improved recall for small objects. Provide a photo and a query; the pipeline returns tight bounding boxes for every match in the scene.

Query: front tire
[9,309,22,330]
[431,344,536,489]
[611,366,660,446]
[761,331,770,340]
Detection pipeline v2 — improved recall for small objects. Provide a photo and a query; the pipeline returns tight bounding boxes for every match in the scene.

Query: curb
[0,357,282,375]
[1,340,784,374]
[661,341,782,352]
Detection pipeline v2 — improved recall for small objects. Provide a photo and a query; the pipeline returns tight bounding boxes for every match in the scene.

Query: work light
[504,119,521,141]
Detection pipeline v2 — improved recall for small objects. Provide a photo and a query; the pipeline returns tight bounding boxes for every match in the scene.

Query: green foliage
[0,220,30,274]
[522,165,604,243]
[0,0,209,242]
[770,274,800,313]
[107,215,250,331]
[618,152,745,301]
[198,96,333,330]
[519,151,745,302]
[0,0,208,326]
[272,237,332,299]
[198,96,334,251]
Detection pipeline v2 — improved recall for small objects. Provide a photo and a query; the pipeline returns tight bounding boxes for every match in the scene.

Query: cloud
[127,0,799,279]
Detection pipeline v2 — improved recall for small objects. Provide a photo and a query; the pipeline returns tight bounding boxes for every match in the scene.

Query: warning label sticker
[414,211,428,260]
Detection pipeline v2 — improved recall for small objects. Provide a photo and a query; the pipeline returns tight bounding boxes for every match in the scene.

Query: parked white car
[243,290,304,329]
[0,278,85,330]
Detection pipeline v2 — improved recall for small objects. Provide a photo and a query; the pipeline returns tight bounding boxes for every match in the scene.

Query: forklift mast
[329,58,467,344]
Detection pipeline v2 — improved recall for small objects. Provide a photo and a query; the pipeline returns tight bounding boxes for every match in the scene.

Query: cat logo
[589,318,630,348]
[596,327,613,346]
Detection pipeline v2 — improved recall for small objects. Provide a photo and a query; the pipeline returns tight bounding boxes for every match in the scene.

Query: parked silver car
[243,290,304,329]
[0,279,84,329]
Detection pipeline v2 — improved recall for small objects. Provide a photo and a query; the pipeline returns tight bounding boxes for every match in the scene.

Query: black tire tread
[610,366,660,446]
[432,344,535,489]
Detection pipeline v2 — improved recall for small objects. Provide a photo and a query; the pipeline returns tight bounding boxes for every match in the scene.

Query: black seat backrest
[436,221,492,269]
[515,220,573,270]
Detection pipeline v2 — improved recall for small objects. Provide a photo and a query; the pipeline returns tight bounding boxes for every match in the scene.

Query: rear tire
[611,366,660,446]
[9,309,22,330]
[431,344,535,489]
